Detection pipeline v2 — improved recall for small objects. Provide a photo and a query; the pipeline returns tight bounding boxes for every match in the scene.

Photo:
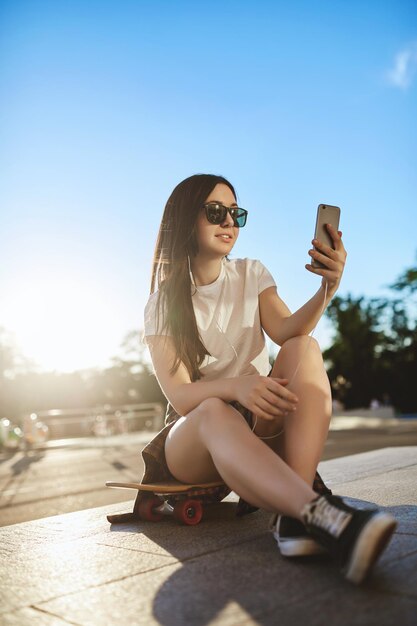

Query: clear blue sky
[1,0,416,372]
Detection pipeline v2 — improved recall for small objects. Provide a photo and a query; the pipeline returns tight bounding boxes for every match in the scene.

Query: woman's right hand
[234,375,298,421]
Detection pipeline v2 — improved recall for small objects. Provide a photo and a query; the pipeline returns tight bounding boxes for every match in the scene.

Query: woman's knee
[164,416,221,483]
[195,398,244,439]
[273,335,328,384]
[195,397,227,416]
[280,335,321,356]
[195,397,228,432]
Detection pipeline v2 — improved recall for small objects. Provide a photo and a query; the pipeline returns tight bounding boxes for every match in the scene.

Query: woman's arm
[147,335,298,419]
[148,335,237,415]
[260,224,347,345]
[260,282,333,345]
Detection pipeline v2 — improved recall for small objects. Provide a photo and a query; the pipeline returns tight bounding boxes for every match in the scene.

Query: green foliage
[389,267,417,294]
[324,261,417,413]
[323,296,385,408]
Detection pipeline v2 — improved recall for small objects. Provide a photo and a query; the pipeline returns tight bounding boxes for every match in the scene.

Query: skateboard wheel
[138,496,164,522]
[173,499,203,525]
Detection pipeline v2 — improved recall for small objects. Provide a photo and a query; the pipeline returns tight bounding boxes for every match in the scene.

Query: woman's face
[194,183,239,260]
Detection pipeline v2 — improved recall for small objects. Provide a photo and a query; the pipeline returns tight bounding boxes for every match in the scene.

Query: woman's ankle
[294,492,321,521]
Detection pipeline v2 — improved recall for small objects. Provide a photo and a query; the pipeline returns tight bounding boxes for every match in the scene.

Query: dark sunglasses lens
[205,204,247,227]
[234,209,247,228]
[206,205,226,224]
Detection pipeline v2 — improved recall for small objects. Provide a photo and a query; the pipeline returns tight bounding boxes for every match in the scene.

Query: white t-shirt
[144,258,276,380]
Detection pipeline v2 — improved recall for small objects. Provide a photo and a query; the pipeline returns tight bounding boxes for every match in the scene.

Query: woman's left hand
[305,224,347,293]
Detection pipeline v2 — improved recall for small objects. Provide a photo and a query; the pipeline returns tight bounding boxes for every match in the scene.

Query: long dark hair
[150,173,237,381]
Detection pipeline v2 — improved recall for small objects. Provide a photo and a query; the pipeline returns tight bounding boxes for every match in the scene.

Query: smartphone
[312,203,341,268]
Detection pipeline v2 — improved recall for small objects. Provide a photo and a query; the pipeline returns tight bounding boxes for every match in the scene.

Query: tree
[324,258,417,413]
[381,261,417,413]
[109,329,166,406]
[0,327,30,379]
[111,329,151,374]
[389,265,417,294]
[323,296,385,408]
[0,327,38,418]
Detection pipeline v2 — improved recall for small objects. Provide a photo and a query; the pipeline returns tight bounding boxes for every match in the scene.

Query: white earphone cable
[190,255,329,441]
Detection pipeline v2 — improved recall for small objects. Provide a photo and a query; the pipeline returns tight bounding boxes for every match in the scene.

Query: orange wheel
[173,499,203,525]
[138,495,164,521]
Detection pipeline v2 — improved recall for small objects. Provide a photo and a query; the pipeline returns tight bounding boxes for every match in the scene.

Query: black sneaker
[270,514,328,557]
[301,494,397,584]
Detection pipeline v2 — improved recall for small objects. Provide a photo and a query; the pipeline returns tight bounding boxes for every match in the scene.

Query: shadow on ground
[108,497,417,626]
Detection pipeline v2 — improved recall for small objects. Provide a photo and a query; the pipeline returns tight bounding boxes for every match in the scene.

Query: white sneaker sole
[344,511,397,584]
[275,533,328,557]
[270,514,328,557]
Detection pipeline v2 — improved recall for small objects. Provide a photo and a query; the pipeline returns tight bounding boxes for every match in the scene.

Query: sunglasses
[203,202,248,228]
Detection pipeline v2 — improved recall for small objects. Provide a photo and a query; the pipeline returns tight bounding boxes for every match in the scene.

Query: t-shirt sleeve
[143,291,172,341]
[253,260,276,294]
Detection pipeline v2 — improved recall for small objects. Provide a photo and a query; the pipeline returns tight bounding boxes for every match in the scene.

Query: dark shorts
[136,400,332,517]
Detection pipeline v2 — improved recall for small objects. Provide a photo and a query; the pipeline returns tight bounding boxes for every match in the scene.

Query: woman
[141,173,396,585]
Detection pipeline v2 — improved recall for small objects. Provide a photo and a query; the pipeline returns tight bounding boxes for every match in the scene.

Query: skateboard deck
[106,479,227,525]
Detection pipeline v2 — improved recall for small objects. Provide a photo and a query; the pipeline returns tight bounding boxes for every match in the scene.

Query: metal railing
[21,402,165,441]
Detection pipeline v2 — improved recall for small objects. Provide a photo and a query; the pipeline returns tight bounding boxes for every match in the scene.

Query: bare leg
[263,336,332,486]
[165,397,317,520]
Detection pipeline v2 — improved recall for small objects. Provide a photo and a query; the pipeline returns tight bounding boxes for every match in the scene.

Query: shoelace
[303,497,353,539]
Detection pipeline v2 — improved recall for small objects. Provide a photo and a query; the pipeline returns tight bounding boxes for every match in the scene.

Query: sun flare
[6,272,124,373]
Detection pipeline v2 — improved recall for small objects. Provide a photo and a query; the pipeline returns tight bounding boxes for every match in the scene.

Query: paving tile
[1,607,73,625]
[97,501,271,560]
[0,536,175,614]
[1,447,416,625]
[328,465,417,536]
[34,533,417,626]
[0,495,268,561]
[1,499,132,539]
[0,486,134,527]
[377,531,417,566]
[318,446,417,486]
[257,576,417,626]
[0,444,144,528]
[330,465,417,506]
[369,550,417,599]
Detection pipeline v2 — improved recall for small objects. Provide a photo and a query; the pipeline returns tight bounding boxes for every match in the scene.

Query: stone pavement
[1,446,416,626]
[2,417,417,527]
[0,432,152,527]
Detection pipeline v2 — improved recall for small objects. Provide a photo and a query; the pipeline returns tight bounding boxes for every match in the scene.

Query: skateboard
[106,480,227,526]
